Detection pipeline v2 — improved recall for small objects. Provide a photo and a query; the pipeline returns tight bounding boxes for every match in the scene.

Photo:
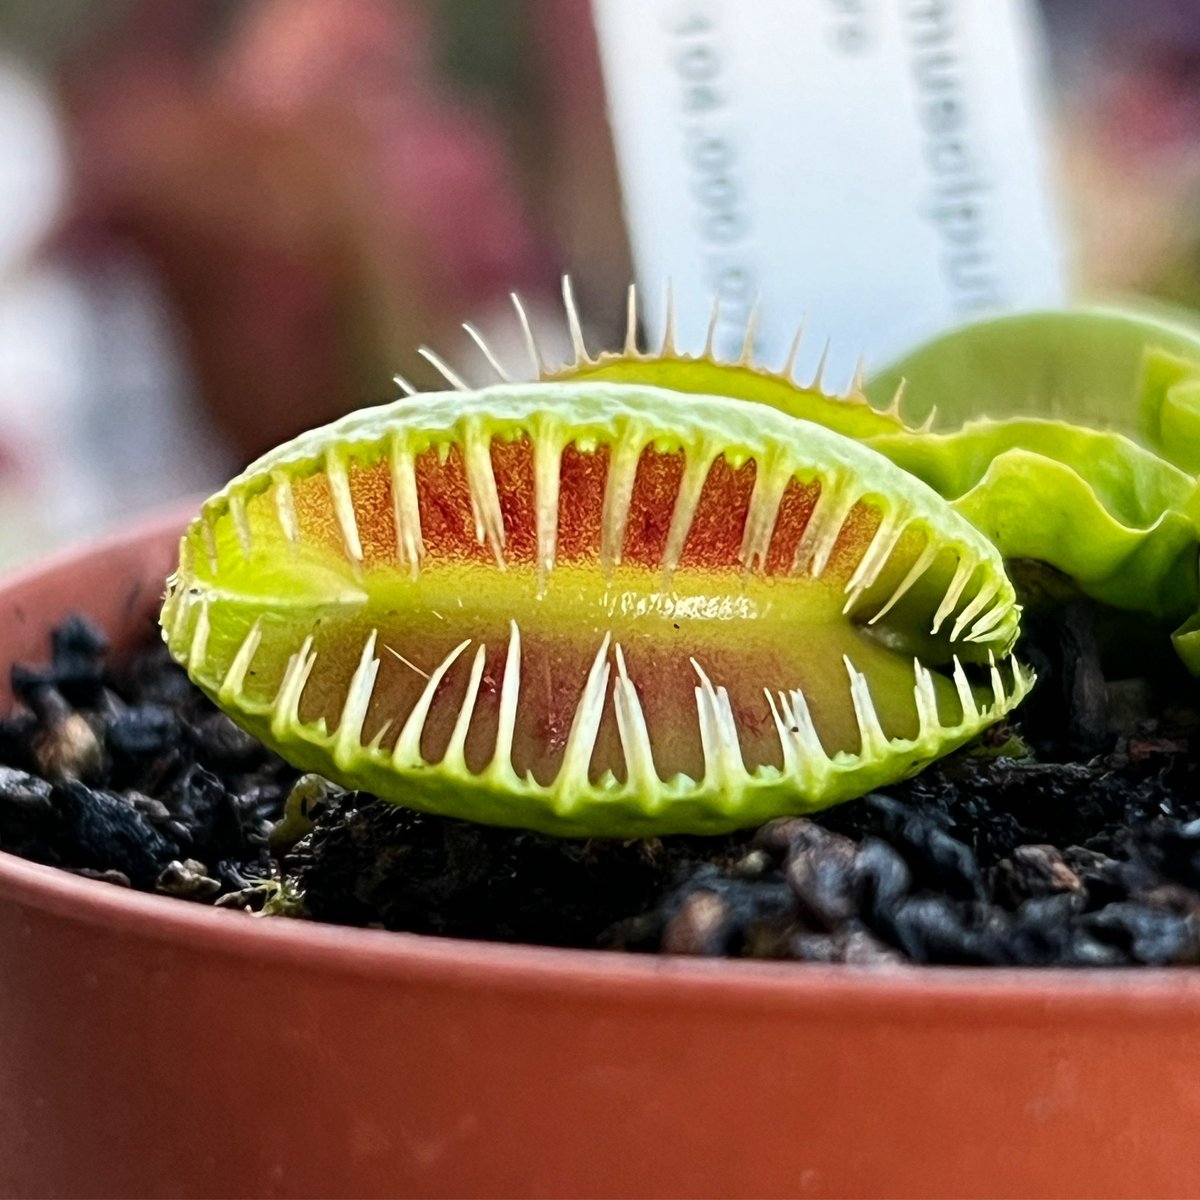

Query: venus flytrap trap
[412,280,924,440]
[160,379,1028,836]
[1141,348,1200,475]
[863,419,1200,620]
[863,305,1200,444]
[861,309,1200,619]
[864,305,1200,666]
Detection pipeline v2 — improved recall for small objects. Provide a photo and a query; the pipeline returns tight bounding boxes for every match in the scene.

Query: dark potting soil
[3,607,1200,966]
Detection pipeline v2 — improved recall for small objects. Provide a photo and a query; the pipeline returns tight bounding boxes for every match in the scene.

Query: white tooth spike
[624,283,640,356]
[228,492,252,556]
[713,684,746,774]
[533,433,561,590]
[1003,657,1023,698]
[917,406,939,434]
[703,293,722,359]
[325,452,363,564]
[951,655,979,724]
[737,298,761,365]
[165,581,190,648]
[600,432,642,575]
[443,642,488,768]
[931,553,977,636]
[1014,657,1036,697]
[660,281,678,356]
[187,598,211,672]
[691,658,747,788]
[691,659,722,781]
[868,541,938,626]
[950,576,1001,642]
[988,650,1006,712]
[561,275,592,367]
[738,461,789,575]
[843,510,905,614]
[965,599,1012,643]
[201,518,219,574]
[844,656,889,759]
[782,319,806,378]
[393,372,418,397]
[1008,657,1026,697]
[417,346,469,391]
[160,577,181,642]
[912,659,941,738]
[392,639,472,768]
[463,321,512,382]
[490,621,522,771]
[786,689,825,759]
[463,426,506,567]
[810,338,831,390]
[661,447,714,583]
[555,633,612,794]
[271,472,299,542]
[218,619,263,705]
[527,433,561,590]
[366,720,393,755]
[511,291,546,376]
[693,690,716,777]
[613,645,659,792]
[884,378,908,420]
[389,435,424,577]
[333,630,381,768]
[792,479,858,578]
[780,687,831,779]
[764,690,798,776]
[164,565,185,616]
[271,635,316,739]
[849,354,867,396]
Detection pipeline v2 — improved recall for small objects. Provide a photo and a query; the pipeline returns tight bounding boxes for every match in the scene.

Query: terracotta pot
[2,509,1200,1199]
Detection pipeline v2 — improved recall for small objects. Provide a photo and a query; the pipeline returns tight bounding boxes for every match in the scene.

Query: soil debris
[2,610,1200,967]
[0,620,293,905]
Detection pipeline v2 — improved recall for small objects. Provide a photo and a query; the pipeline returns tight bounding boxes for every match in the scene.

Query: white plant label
[592,0,1066,385]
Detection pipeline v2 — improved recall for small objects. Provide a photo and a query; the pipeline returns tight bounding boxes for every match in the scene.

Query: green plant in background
[160,382,1028,836]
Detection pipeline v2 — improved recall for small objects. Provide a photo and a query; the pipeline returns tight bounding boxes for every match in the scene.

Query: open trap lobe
[162,385,1026,831]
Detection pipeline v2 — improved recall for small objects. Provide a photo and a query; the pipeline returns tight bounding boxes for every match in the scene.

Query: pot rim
[5,504,1200,1013]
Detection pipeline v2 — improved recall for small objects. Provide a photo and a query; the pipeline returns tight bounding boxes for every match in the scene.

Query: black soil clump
[0,616,295,907]
[3,608,1200,966]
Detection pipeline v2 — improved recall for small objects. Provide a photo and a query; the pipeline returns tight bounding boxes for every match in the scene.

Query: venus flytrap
[166,290,1200,837]
[866,306,1200,666]
[161,381,1027,836]
[863,419,1200,620]
[864,305,1200,449]
[1138,346,1200,475]
[861,308,1200,618]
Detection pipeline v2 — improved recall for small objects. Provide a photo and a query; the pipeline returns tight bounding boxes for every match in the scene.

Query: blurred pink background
[1,0,1199,562]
